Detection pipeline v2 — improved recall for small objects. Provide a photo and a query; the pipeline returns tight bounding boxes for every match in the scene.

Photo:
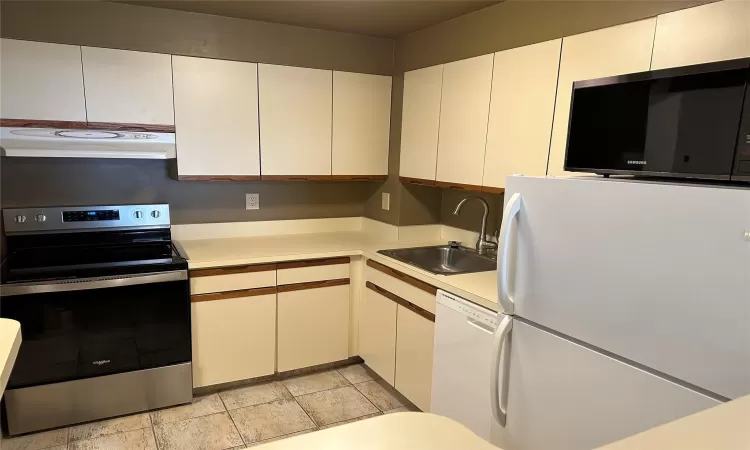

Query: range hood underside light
[0,127,176,159]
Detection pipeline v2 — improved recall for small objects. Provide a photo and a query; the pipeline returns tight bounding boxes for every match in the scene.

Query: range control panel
[3,204,171,234]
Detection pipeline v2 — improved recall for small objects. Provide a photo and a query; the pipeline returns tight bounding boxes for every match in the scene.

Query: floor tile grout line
[294,396,321,429]
[226,406,247,447]
[151,425,160,450]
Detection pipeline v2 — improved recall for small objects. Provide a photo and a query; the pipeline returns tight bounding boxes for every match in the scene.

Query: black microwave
[564,58,750,182]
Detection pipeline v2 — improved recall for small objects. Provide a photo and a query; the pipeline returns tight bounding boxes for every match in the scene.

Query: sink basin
[378,245,497,276]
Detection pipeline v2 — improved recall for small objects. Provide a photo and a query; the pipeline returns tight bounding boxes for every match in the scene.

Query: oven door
[0,270,191,389]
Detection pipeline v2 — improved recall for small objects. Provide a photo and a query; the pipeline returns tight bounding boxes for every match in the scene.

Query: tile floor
[2,364,419,450]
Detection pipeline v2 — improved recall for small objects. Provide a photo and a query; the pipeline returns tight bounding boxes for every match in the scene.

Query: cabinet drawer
[365,260,436,314]
[191,290,276,387]
[277,257,349,285]
[190,264,276,295]
[395,304,435,412]
[277,283,350,372]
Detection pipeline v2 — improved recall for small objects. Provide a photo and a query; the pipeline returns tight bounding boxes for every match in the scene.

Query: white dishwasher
[431,290,498,442]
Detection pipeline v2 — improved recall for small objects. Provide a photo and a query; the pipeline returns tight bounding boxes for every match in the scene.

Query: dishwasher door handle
[467,317,495,334]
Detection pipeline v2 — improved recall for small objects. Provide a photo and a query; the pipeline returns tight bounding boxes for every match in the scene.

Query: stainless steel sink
[378,245,497,276]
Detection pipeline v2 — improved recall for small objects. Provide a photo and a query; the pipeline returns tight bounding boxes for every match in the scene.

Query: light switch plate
[381,192,390,211]
[246,193,259,210]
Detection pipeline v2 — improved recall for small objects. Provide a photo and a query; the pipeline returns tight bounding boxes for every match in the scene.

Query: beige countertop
[255,412,498,450]
[177,230,499,312]
[597,394,750,450]
[253,398,750,450]
[0,318,22,398]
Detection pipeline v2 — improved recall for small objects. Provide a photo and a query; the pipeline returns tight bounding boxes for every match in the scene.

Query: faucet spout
[452,196,496,255]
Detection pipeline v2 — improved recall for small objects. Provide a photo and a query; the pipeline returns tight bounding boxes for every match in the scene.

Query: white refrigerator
[489,175,750,449]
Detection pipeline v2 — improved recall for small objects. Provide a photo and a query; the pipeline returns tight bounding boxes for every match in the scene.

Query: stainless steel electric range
[0,204,192,435]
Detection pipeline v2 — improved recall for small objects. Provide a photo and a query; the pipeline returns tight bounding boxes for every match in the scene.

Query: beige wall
[1,158,378,225]
[0,1,393,75]
[0,1,394,225]
[396,0,713,73]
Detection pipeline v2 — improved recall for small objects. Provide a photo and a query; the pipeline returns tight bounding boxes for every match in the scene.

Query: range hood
[0,127,176,159]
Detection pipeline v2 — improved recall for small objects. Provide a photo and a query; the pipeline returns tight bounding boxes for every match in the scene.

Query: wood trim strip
[399,176,436,187]
[190,263,276,278]
[481,186,506,194]
[365,282,435,322]
[366,259,437,295]
[261,175,333,181]
[178,175,262,181]
[0,119,175,133]
[330,175,387,181]
[85,122,176,132]
[434,180,484,192]
[0,119,88,129]
[277,278,350,293]
[277,257,350,270]
[191,286,277,302]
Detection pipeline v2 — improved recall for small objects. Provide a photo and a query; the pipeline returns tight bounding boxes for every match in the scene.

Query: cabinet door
[0,39,86,121]
[173,56,260,177]
[81,47,174,125]
[547,19,656,177]
[191,293,276,387]
[277,284,350,371]
[258,64,332,176]
[332,72,392,176]
[436,54,494,187]
[395,304,435,412]
[483,39,562,189]
[651,1,750,70]
[399,65,443,181]
[360,286,397,385]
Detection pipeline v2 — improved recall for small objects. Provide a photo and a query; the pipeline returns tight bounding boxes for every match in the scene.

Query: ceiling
[114,0,501,38]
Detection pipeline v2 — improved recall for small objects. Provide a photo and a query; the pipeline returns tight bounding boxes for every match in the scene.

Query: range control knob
[35,214,47,222]
[14,215,26,223]
[133,210,144,219]
[151,210,161,219]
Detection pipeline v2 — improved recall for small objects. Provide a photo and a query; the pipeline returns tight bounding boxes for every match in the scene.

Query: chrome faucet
[453,196,498,255]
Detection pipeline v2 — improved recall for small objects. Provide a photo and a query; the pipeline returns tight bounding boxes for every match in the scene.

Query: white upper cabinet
[258,64,332,176]
[651,0,750,70]
[332,71,392,177]
[0,39,86,121]
[399,65,443,181]
[483,39,562,189]
[81,47,174,125]
[172,56,260,177]
[435,54,494,186]
[547,19,656,177]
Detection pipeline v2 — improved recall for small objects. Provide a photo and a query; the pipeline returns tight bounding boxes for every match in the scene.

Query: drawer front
[277,284,350,372]
[277,258,350,285]
[190,264,276,295]
[191,292,276,387]
[365,263,436,314]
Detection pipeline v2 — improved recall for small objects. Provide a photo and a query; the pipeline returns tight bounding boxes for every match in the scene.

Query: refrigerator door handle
[498,192,522,314]
[490,314,513,427]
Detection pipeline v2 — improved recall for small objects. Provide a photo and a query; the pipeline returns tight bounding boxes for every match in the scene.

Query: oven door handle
[0,270,188,296]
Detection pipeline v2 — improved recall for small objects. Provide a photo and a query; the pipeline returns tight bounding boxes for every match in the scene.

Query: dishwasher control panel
[436,290,497,328]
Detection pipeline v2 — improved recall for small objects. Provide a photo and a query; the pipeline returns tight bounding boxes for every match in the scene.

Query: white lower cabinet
[191,292,276,388]
[277,284,350,371]
[394,304,435,412]
[360,285,398,385]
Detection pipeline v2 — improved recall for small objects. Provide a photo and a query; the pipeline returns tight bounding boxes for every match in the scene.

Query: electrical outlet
[246,193,259,210]
[381,192,390,211]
